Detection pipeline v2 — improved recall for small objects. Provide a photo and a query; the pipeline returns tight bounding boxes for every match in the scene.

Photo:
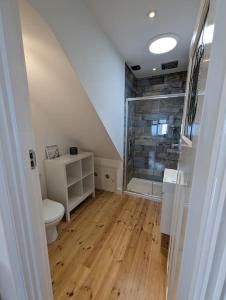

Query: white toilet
[43,199,65,244]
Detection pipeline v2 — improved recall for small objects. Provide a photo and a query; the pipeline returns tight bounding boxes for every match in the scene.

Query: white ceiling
[85,0,201,78]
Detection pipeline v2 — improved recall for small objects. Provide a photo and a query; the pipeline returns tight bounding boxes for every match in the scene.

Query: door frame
[0,0,52,299]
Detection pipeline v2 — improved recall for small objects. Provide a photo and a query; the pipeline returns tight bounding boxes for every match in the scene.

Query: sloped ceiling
[20,0,120,160]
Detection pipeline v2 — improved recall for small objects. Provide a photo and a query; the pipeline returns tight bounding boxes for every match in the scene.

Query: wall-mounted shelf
[45,152,95,221]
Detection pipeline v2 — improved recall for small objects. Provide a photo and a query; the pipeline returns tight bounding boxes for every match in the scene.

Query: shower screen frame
[123,93,185,198]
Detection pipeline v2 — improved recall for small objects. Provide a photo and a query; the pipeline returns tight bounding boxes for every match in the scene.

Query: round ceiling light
[148,10,156,19]
[149,34,178,54]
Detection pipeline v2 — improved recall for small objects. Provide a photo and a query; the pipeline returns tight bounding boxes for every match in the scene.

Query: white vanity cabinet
[160,168,178,235]
[45,152,95,221]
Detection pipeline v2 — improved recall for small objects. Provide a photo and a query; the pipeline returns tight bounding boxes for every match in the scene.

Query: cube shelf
[45,152,95,221]
[82,156,93,178]
[83,174,94,194]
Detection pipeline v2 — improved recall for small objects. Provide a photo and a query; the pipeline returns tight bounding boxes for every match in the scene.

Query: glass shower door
[124,94,184,198]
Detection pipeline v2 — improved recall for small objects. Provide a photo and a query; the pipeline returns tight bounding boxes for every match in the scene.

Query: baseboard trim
[123,190,162,202]
[116,188,123,195]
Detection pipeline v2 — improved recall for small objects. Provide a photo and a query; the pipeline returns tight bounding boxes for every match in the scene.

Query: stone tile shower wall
[125,64,187,97]
[125,65,137,184]
[125,65,187,185]
[133,97,184,182]
[136,72,187,97]
[125,64,137,98]
[126,101,135,184]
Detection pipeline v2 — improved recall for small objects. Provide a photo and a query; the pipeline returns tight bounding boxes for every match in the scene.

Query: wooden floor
[48,191,167,300]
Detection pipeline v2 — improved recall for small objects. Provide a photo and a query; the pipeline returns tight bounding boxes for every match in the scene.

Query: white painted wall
[19,0,122,197]
[29,0,125,158]
[30,101,75,197]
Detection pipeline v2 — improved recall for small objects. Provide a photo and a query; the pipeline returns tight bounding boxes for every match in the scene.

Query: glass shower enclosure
[124,94,185,199]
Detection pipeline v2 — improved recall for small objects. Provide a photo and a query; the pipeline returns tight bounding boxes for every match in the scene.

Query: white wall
[30,101,75,197]
[19,0,122,197]
[29,0,125,158]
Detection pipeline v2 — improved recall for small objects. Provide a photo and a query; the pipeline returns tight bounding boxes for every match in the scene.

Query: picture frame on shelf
[45,145,60,160]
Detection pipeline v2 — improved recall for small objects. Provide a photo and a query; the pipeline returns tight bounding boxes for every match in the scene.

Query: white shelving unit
[45,152,95,221]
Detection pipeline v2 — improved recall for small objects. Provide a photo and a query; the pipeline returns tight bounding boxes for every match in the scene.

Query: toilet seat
[43,199,64,224]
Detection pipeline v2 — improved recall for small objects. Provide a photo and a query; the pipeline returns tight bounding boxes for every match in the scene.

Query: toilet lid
[43,199,64,224]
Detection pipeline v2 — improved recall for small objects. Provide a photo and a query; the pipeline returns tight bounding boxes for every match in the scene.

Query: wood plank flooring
[48,191,167,300]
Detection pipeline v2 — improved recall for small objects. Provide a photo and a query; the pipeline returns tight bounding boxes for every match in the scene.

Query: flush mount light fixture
[153,67,157,71]
[149,34,178,54]
[148,10,156,19]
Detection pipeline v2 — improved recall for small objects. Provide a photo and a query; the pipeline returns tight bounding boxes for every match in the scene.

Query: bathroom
[2,0,225,299]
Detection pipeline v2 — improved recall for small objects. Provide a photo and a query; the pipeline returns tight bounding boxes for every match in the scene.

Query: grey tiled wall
[132,97,184,182]
[125,64,137,98]
[125,64,187,97]
[126,101,136,183]
[136,72,187,96]
[125,65,187,184]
